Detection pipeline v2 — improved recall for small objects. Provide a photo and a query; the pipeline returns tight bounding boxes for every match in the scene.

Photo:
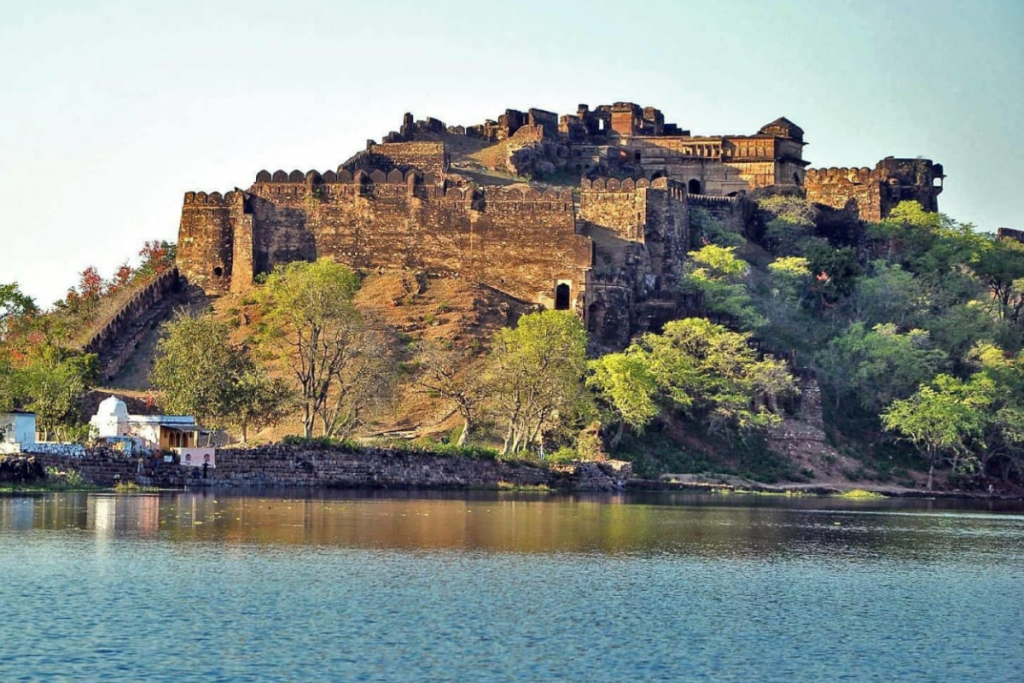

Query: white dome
[96,396,129,419]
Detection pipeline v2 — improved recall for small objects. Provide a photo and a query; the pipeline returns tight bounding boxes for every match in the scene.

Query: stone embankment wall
[32,446,633,491]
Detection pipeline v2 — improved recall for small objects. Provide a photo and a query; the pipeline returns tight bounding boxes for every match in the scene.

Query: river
[1,490,1022,682]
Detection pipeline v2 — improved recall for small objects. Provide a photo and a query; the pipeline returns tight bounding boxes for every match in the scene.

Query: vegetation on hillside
[0,240,174,441]
[4,199,1024,492]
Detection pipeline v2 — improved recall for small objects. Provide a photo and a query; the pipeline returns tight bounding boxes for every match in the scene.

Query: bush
[546,447,578,464]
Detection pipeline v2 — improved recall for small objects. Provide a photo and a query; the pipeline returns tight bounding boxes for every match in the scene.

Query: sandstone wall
[580,177,690,348]
[805,167,884,222]
[343,142,448,177]
[177,190,250,293]
[805,159,943,223]
[240,173,593,309]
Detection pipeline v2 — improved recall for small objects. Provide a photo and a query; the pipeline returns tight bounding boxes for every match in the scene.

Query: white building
[0,411,37,454]
[89,396,213,465]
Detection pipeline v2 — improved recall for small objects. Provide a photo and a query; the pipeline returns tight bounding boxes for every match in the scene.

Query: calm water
[1,491,1022,683]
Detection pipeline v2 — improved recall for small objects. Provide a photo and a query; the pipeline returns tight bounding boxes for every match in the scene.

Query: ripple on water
[0,492,1022,683]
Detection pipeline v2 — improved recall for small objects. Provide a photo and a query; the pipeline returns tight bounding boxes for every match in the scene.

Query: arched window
[688,179,702,195]
[793,172,801,186]
[555,283,571,310]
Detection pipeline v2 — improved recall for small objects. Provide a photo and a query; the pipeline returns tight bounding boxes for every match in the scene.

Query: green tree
[254,259,373,438]
[683,244,764,329]
[803,239,861,306]
[632,318,796,434]
[587,350,660,447]
[0,283,36,338]
[151,312,246,425]
[21,344,97,442]
[487,310,590,455]
[882,374,994,490]
[228,367,293,444]
[0,347,23,415]
[970,235,1024,325]
[414,342,487,447]
[815,323,946,411]
[849,261,927,329]
[869,201,984,277]
[758,195,817,255]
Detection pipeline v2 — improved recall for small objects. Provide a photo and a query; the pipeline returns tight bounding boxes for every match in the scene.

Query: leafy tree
[254,259,373,438]
[152,311,292,442]
[21,344,97,442]
[815,322,946,411]
[110,262,134,292]
[767,256,812,309]
[869,201,984,277]
[0,283,36,338]
[487,310,590,454]
[968,343,1024,480]
[137,240,176,278]
[758,195,817,255]
[630,318,796,434]
[0,348,22,415]
[882,374,994,490]
[848,261,927,329]
[682,244,764,329]
[970,235,1024,325]
[802,239,861,306]
[151,312,247,425]
[228,367,293,444]
[78,266,104,301]
[414,342,487,446]
[587,350,660,447]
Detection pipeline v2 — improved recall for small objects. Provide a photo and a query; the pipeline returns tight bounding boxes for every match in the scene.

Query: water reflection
[3,491,1022,561]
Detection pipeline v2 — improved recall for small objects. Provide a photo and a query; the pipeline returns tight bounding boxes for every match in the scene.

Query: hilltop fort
[177,102,944,346]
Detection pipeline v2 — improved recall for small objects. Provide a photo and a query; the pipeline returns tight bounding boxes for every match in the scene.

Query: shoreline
[6,450,1020,500]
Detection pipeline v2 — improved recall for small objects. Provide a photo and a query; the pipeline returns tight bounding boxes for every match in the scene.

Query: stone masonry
[177,101,943,346]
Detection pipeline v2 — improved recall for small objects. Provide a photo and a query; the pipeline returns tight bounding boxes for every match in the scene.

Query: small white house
[0,411,37,454]
[89,396,211,463]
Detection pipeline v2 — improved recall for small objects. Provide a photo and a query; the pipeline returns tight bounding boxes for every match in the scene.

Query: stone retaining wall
[30,446,633,491]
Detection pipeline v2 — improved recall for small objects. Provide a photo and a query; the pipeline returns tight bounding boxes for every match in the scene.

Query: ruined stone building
[177,102,944,347]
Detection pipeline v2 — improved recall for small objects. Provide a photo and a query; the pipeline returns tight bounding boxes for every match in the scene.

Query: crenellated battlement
[805,167,877,184]
[254,167,442,186]
[182,190,245,206]
[582,176,687,201]
[805,158,944,222]
[686,194,738,207]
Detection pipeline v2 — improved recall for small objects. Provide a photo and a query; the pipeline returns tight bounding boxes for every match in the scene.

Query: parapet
[253,167,440,186]
[182,190,245,206]
[582,176,686,200]
[805,167,876,184]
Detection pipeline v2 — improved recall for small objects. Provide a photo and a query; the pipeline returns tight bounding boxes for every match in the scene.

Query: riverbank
[9,449,1020,500]
[632,472,1022,500]
[24,446,634,492]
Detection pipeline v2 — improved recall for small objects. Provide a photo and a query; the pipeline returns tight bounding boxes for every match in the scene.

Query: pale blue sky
[1,0,1022,304]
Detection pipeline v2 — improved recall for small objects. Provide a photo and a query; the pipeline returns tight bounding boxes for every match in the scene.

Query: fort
[177,102,944,346]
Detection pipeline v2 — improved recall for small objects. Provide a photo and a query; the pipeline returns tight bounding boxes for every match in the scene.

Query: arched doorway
[555,283,571,310]
[688,179,702,195]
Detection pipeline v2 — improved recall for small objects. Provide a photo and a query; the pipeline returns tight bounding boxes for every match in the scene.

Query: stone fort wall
[805,158,943,223]
[179,170,594,312]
